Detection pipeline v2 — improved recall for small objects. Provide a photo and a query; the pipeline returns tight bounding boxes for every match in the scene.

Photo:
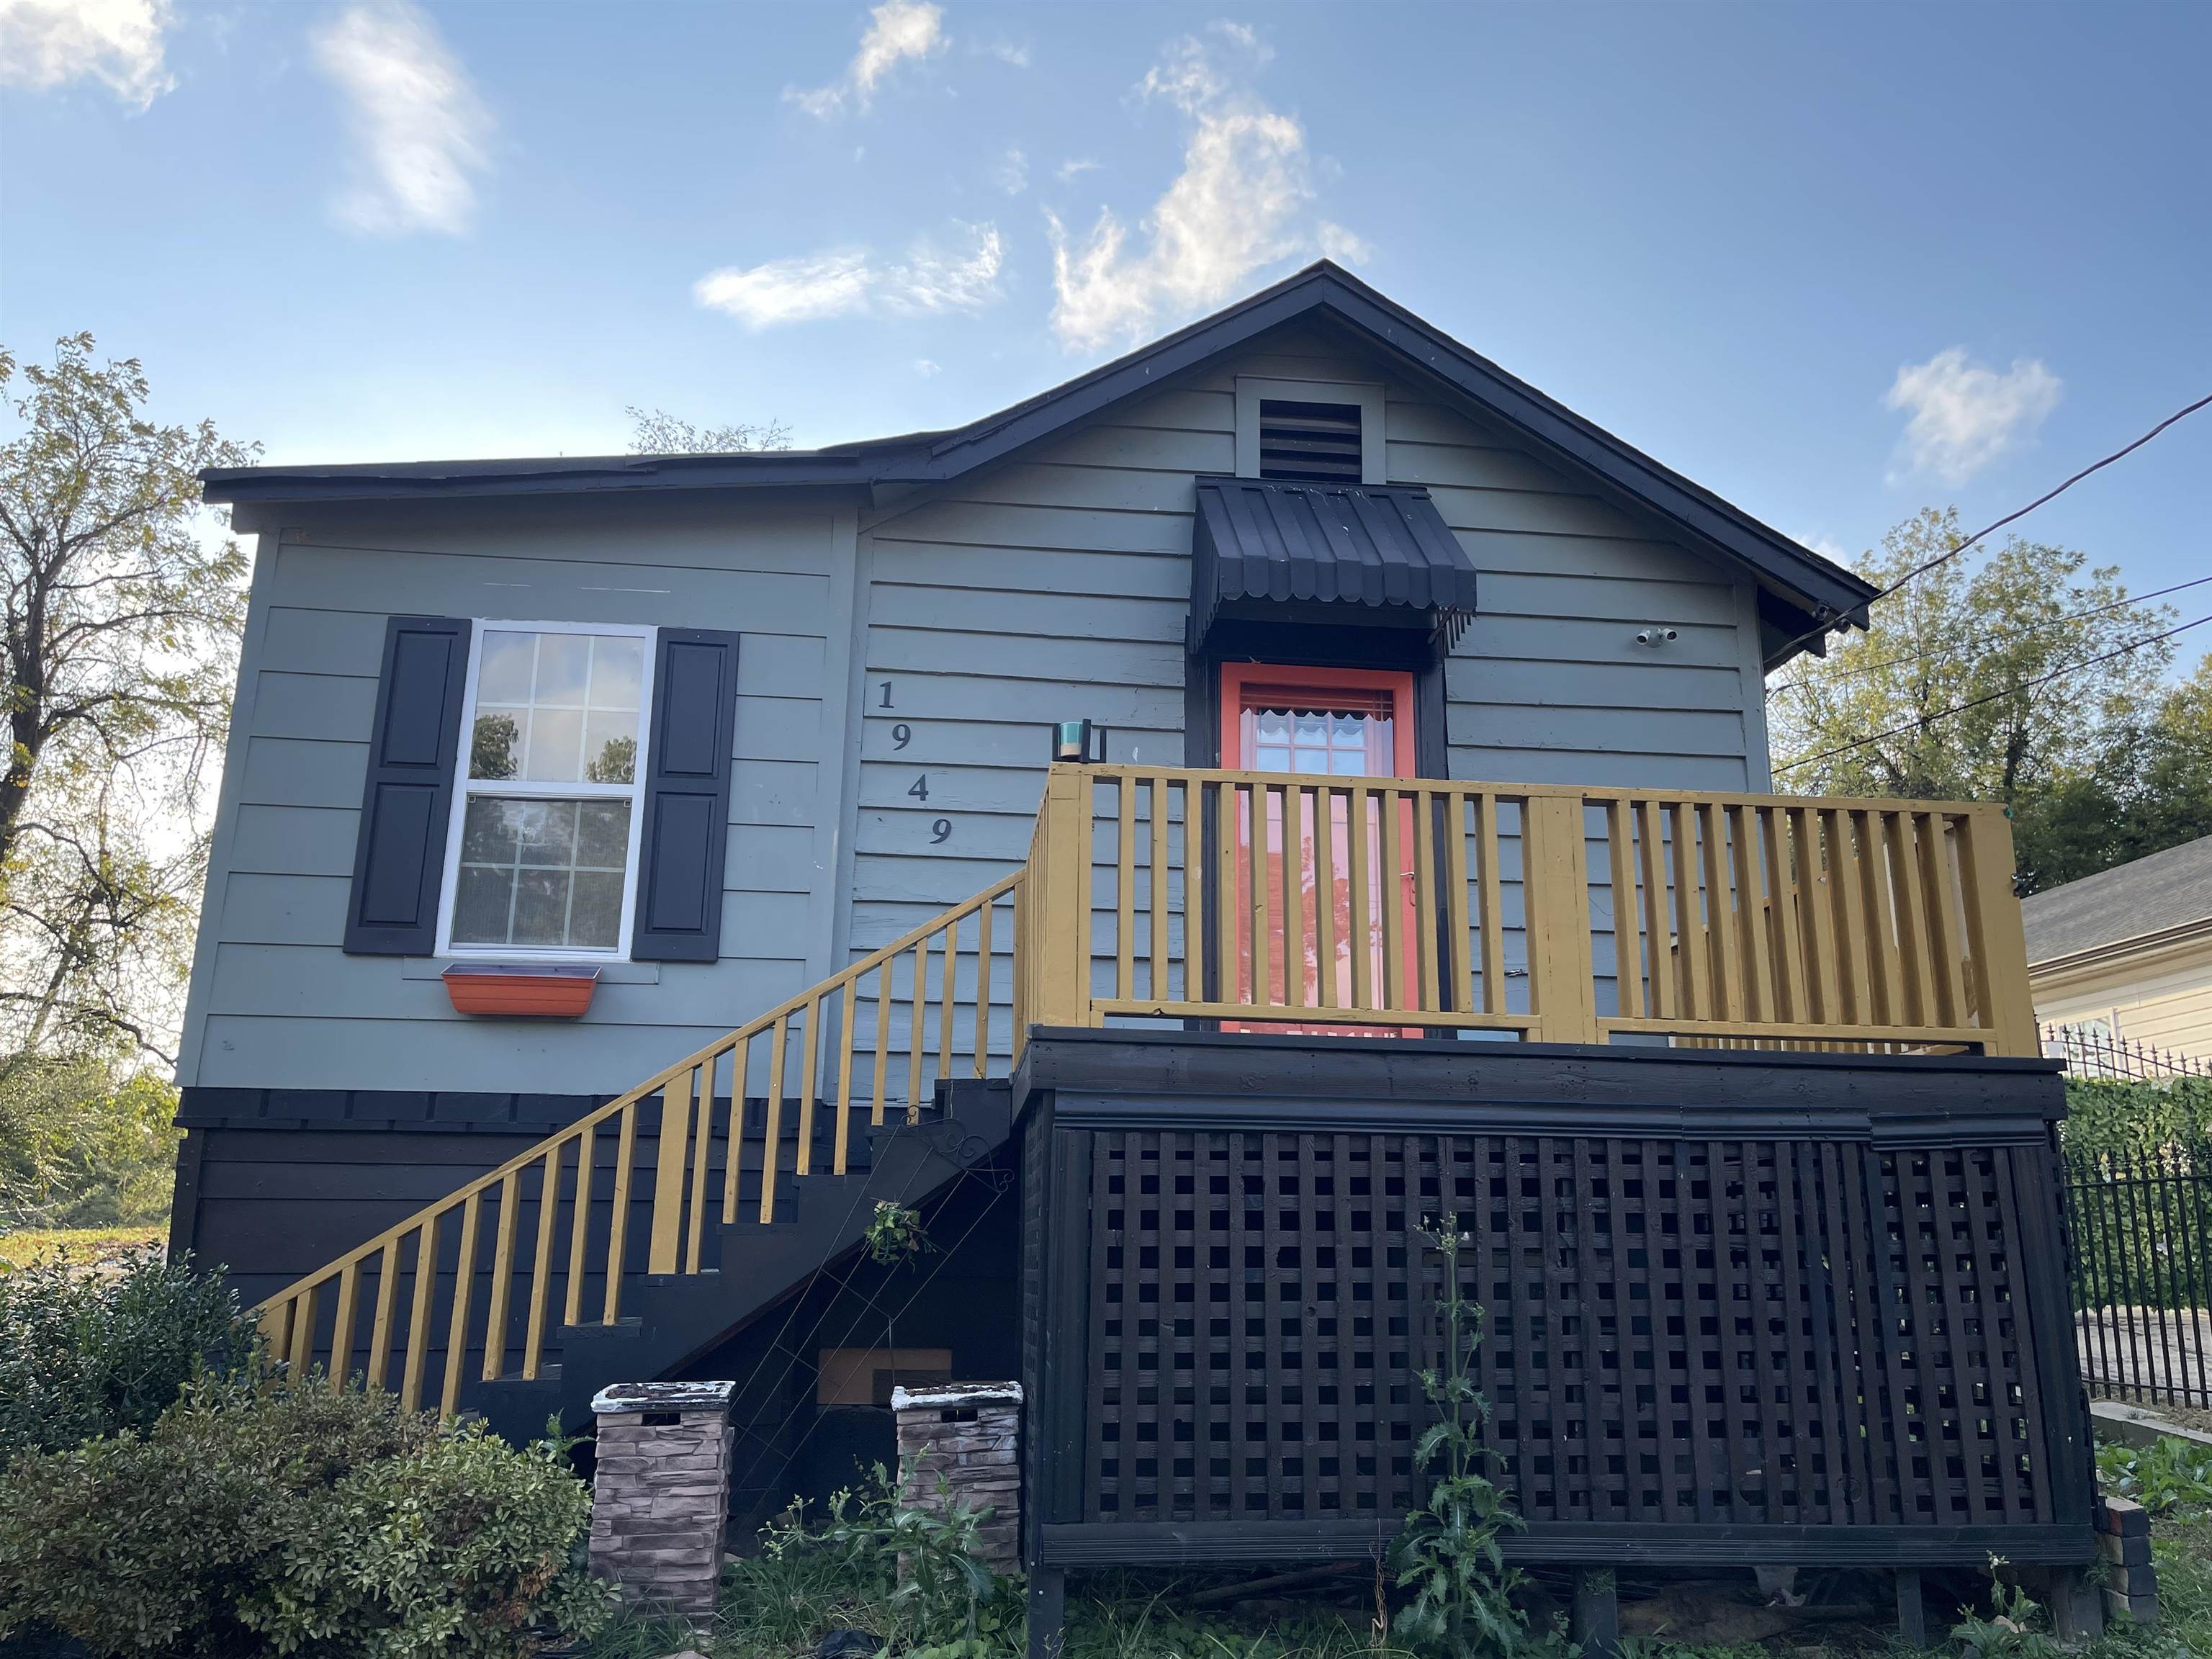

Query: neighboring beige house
[2023,833,2212,1058]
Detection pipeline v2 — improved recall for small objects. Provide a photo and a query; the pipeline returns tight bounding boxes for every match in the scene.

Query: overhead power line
[1771,609,2212,776]
[1767,571,2212,699]
[1776,389,2212,665]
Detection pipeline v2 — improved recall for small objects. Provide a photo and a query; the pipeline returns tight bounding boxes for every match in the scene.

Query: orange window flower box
[441,963,601,1017]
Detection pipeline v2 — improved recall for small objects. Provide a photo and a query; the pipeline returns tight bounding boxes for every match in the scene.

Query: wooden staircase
[470,1081,1010,1442]
[253,875,1023,1427]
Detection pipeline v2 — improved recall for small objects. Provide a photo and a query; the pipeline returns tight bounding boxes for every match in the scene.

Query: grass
[575,1424,2212,1659]
[2141,1509,2212,1659]
[0,1223,164,1272]
[580,1509,2212,1659]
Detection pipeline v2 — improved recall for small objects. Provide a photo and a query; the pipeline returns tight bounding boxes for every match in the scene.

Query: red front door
[1220,663,1420,1031]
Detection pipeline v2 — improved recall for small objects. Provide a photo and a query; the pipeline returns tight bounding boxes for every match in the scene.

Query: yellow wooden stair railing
[255,871,1022,1413]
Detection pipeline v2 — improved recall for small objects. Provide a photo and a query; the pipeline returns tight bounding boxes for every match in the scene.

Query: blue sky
[6,0,2207,674]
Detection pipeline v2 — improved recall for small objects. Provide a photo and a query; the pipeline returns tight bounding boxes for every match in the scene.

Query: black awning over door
[1190,477,1478,650]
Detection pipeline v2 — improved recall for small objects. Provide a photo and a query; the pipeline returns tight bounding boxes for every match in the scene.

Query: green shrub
[0,1376,609,1658]
[2098,1435,2212,1516]
[726,1460,1020,1658]
[0,1244,258,1465]
[2062,1079,2212,1162]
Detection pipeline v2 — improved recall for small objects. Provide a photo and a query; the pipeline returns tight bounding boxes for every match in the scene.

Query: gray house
[186,264,2096,1645]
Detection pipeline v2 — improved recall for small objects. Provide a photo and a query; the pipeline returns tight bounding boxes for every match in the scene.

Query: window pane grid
[453,796,632,951]
[444,623,652,958]
[472,629,643,786]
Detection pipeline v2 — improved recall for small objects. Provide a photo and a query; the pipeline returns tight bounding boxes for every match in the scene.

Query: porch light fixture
[1050,719,1107,764]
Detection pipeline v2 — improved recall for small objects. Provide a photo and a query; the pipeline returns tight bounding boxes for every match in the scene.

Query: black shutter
[631,628,739,963]
[343,616,472,956]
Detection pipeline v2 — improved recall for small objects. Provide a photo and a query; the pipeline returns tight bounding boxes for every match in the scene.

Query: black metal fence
[2064,1141,2212,1408]
[2045,1025,2211,1085]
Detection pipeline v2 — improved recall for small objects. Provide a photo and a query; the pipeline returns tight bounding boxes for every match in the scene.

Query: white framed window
[435,621,657,961]
[1234,376,1387,484]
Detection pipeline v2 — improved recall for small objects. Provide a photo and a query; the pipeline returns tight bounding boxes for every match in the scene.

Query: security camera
[1634,627,1678,647]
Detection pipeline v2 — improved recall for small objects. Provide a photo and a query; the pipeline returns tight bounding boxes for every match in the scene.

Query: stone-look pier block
[2099,1496,2159,1629]
[588,1380,737,1618]
[892,1380,1022,1572]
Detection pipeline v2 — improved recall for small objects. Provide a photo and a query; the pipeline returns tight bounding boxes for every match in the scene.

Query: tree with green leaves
[1769,508,2206,891]
[1,333,256,1071]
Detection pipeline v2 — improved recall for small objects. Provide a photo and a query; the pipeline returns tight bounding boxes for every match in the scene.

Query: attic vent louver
[1257,399,1362,482]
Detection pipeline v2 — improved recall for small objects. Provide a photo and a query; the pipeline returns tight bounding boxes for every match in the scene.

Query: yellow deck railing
[1012,764,2038,1058]
[256,763,2037,1405]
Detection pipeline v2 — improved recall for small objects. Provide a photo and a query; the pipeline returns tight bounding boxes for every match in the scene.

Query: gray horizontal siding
[184,320,1776,1104]
[192,1015,806,1094]
[203,940,803,1028]
[180,500,852,1096]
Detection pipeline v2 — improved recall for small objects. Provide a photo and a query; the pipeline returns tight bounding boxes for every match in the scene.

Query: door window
[1220,664,1418,1028]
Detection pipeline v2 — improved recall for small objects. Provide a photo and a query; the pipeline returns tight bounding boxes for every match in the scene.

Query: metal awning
[1191,477,1478,649]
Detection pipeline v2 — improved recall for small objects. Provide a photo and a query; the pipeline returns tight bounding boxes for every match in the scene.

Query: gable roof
[202,261,1876,659]
[2020,834,2212,966]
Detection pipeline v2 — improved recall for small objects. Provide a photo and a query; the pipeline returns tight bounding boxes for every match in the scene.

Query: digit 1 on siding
[879,681,893,709]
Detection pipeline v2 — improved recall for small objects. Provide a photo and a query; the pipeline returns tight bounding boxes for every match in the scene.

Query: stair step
[467,1082,1012,1446]
[490,1362,562,1385]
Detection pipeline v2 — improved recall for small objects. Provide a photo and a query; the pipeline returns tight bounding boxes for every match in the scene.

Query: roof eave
[2026,912,2212,977]
[195,261,1879,647]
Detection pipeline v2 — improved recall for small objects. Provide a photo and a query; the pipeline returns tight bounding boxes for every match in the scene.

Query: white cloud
[1317,222,1374,266]
[978,37,1029,67]
[994,145,1028,196]
[914,358,943,377]
[1884,347,2062,485]
[1050,24,1344,352]
[313,1,491,237]
[789,0,944,117]
[0,0,174,108]
[1056,158,1101,182]
[694,222,1004,329]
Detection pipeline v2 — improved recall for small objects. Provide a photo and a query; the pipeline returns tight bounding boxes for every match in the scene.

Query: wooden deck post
[1525,795,1600,1045]
[646,1083,691,1276]
[1029,766,1092,1033]
[1959,804,2038,1056]
[1571,1567,1619,1659]
[1027,1565,1066,1659]
[1895,1568,1927,1648]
